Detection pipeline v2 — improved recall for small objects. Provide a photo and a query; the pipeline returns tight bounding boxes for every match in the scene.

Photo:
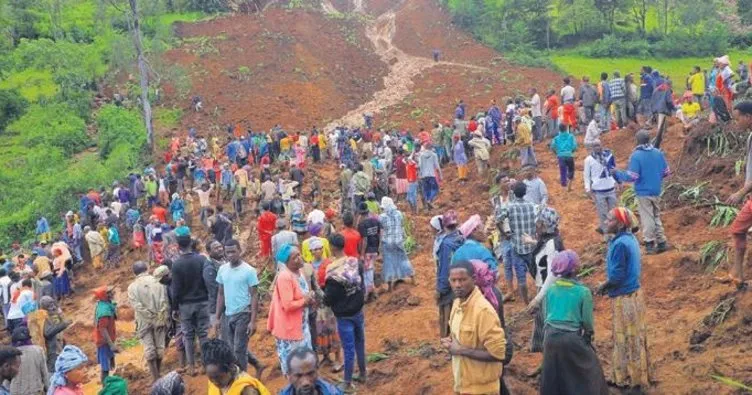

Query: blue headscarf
[48,345,88,395]
[276,243,296,264]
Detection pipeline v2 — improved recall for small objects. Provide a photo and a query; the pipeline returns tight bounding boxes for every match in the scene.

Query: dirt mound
[163,8,388,134]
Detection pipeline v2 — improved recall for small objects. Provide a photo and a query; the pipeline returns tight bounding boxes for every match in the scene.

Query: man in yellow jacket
[688,66,706,107]
[442,261,506,395]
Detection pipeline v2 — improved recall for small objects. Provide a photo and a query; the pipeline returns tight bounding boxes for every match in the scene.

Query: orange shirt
[341,228,362,258]
[152,206,167,223]
[406,161,418,182]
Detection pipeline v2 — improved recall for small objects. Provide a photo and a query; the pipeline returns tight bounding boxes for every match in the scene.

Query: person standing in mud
[432,49,440,62]
[170,227,210,377]
[441,261,506,395]
[93,285,118,384]
[418,142,442,210]
[434,210,463,338]
[597,207,651,392]
[616,130,669,255]
[724,101,752,288]
[128,261,170,382]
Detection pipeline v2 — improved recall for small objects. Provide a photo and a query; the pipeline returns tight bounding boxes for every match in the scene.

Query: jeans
[420,177,439,203]
[178,302,210,367]
[547,118,558,139]
[507,250,529,284]
[407,182,418,208]
[599,104,611,131]
[583,106,595,126]
[501,240,515,284]
[336,310,366,384]
[557,156,575,187]
[519,146,537,168]
[221,311,260,371]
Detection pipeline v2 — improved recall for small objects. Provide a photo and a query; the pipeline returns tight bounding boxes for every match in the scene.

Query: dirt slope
[69,0,752,394]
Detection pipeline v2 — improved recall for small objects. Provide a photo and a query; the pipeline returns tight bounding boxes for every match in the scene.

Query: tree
[630,0,652,36]
[741,0,752,24]
[125,0,154,152]
[593,0,626,34]
[0,88,28,132]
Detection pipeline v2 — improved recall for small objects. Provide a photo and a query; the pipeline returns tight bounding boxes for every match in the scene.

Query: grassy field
[551,50,752,87]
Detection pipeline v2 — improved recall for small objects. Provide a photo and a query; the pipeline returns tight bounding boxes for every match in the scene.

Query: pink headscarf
[470,260,499,310]
[551,250,580,277]
[459,214,483,238]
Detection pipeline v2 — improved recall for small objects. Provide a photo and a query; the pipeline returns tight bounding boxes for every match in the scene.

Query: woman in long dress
[378,197,415,291]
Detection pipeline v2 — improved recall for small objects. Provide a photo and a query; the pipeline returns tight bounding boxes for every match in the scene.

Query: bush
[96,104,147,159]
[7,103,89,156]
[0,89,29,132]
[578,28,730,58]
[577,35,651,58]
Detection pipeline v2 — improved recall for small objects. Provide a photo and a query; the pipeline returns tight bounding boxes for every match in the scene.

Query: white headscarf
[380,197,397,212]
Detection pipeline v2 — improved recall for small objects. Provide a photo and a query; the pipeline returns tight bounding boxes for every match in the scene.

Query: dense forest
[0,0,214,245]
[442,0,752,60]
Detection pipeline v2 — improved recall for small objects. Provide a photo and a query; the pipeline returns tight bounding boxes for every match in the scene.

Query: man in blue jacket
[435,210,464,338]
[281,347,343,395]
[618,130,669,254]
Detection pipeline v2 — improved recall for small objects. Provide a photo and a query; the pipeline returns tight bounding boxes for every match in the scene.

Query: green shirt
[544,279,594,333]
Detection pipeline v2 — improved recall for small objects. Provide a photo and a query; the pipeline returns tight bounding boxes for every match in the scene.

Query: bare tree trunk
[127,0,154,152]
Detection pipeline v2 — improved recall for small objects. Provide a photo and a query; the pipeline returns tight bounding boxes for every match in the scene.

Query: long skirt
[316,307,340,356]
[540,328,608,395]
[530,301,545,353]
[54,271,71,297]
[611,289,651,388]
[395,178,408,195]
[275,322,312,376]
[107,243,121,268]
[381,242,414,283]
[363,252,377,293]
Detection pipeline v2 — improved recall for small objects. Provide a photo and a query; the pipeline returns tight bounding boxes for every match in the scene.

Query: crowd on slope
[0,54,751,395]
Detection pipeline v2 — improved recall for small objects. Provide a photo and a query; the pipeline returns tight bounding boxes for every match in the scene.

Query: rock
[407,296,421,306]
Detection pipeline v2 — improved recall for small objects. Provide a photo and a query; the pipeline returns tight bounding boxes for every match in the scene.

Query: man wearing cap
[128,261,169,381]
[435,210,464,337]
[170,227,210,376]
[418,142,442,210]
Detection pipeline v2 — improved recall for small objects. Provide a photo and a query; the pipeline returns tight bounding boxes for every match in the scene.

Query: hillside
[49,0,752,394]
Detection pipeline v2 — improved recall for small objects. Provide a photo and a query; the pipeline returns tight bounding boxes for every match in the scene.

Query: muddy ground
[68,0,752,394]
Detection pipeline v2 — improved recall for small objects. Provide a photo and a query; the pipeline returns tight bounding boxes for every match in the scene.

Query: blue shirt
[624,146,668,196]
[550,132,577,157]
[216,261,259,316]
[280,379,343,395]
[36,217,50,234]
[436,230,464,296]
[606,231,641,297]
[451,239,498,272]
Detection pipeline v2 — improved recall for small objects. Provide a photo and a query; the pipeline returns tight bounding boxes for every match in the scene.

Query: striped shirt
[609,78,626,99]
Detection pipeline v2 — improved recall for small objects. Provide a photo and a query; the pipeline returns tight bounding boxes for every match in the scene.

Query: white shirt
[298,135,309,149]
[194,185,213,207]
[307,209,326,225]
[584,120,601,145]
[584,153,617,193]
[110,201,122,217]
[7,287,32,320]
[530,94,542,117]
[0,276,11,304]
[560,85,576,103]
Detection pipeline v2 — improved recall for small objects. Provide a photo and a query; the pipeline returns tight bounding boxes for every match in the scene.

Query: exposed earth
[66,0,752,394]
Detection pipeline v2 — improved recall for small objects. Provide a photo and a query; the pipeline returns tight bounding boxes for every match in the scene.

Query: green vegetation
[0,0,216,245]
[699,240,729,272]
[551,50,752,88]
[443,0,752,71]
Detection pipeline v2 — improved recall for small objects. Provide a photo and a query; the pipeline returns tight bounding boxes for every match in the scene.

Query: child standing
[550,123,577,190]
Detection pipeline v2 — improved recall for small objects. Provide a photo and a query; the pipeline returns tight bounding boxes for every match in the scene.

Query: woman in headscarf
[468,260,512,395]
[300,223,332,264]
[169,193,185,224]
[151,371,185,395]
[93,285,118,383]
[48,345,89,395]
[523,206,565,355]
[378,197,415,291]
[267,244,314,376]
[597,207,651,391]
[452,214,498,273]
[539,250,607,395]
[323,234,366,393]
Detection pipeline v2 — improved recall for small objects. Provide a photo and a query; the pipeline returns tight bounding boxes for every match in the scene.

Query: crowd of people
[1,54,751,395]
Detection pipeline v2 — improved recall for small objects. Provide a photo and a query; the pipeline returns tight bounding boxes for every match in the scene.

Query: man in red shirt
[340,212,362,258]
[544,90,560,139]
[393,150,408,198]
[417,128,431,146]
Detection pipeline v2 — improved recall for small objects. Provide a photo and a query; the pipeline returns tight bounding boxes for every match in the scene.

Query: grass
[550,49,752,86]
[153,107,183,129]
